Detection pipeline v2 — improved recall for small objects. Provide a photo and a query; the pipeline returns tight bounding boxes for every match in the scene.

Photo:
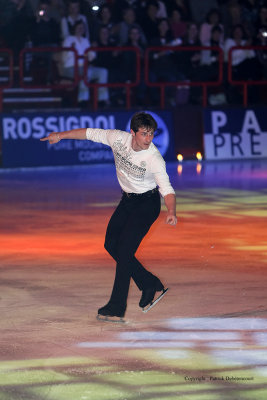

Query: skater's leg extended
[104,195,161,288]
[99,192,165,318]
[108,194,162,305]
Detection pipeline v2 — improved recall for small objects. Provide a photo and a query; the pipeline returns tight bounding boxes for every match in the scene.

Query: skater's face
[131,127,154,151]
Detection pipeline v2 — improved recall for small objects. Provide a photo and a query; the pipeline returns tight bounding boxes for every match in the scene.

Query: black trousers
[104,189,162,312]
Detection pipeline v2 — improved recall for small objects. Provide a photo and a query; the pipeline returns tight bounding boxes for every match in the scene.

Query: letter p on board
[211,111,227,134]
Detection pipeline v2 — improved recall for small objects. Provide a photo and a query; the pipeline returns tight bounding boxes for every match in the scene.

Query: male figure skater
[41,112,177,322]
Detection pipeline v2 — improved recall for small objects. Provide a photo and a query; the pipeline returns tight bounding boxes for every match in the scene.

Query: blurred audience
[2,0,267,107]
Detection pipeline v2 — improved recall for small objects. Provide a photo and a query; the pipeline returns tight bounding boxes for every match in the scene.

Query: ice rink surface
[1,159,267,400]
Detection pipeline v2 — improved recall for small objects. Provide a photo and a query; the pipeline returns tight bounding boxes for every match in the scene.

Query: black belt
[122,187,158,198]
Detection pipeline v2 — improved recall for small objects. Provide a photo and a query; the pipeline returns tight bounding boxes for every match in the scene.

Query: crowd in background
[0,0,267,107]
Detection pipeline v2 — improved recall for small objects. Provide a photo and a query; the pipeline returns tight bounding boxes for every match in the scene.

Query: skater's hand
[40,132,61,144]
[166,214,177,226]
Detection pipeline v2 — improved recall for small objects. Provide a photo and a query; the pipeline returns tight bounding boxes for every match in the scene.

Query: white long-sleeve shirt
[224,38,255,65]
[86,128,175,197]
[61,15,90,41]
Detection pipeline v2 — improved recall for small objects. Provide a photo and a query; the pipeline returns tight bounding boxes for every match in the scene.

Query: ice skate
[96,303,126,324]
[140,287,169,313]
[96,314,126,323]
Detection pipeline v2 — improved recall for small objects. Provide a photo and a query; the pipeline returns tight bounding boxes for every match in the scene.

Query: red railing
[18,46,141,110]
[0,49,13,111]
[19,47,79,89]
[2,45,266,111]
[228,45,267,106]
[144,45,224,108]
[83,46,141,110]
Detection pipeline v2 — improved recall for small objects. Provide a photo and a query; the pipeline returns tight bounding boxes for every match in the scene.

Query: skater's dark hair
[130,112,157,133]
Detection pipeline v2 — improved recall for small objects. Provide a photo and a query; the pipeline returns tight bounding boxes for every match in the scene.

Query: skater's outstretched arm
[40,128,87,144]
[164,193,177,226]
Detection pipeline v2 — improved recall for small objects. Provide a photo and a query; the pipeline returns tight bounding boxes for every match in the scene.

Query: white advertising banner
[204,108,267,160]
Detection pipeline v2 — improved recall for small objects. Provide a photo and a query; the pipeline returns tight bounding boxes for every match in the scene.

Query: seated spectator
[133,0,168,21]
[169,7,188,39]
[117,7,147,46]
[224,23,260,103]
[1,0,34,61]
[93,25,124,105]
[31,1,60,47]
[178,21,202,103]
[199,8,224,45]
[47,0,66,23]
[166,0,192,21]
[139,0,160,44]
[224,23,257,80]
[240,0,259,37]
[200,25,226,104]
[91,3,117,42]
[156,1,168,18]
[251,24,267,103]
[255,5,267,33]
[112,0,140,23]
[253,24,267,79]
[122,25,147,106]
[220,0,243,38]
[61,0,90,41]
[201,24,224,73]
[29,0,60,83]
[62,20,109,107]
[189,0,219,25]
[179,22,201,80]
[149,18,184,105]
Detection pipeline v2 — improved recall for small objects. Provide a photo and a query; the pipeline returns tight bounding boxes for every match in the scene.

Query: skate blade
[142,288,169,313]
[96,314,126,324]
